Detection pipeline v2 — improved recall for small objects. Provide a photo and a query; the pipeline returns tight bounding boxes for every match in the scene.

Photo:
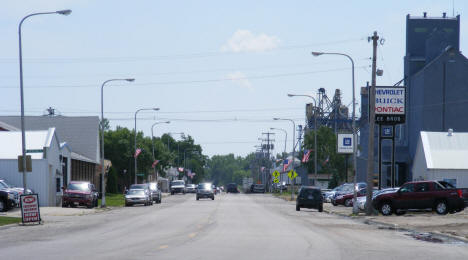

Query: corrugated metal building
[358,14,468,187]
[412,130,468,188]
[0,128,71,206]
[0,116,102,191]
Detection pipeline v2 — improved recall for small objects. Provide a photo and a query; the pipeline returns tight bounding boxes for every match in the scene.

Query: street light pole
[288,94,319,185]
[273,118,296,200]
[100,78,134,207]
[151,121,170,182]
[312,51,358,214]
[134,107,159,184]
[18,9,72,196]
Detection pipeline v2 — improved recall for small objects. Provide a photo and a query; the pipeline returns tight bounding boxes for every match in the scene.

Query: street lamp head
[153,108,160,111]
[126,78,135,82]
[165,121,171,124]
[311,52,323,57]
[287,94,295,97]
[56,9,72,15]
[273,118,280,120]
[270,127,275,130]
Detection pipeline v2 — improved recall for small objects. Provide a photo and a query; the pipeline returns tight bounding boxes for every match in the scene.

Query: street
[1,194,468,260]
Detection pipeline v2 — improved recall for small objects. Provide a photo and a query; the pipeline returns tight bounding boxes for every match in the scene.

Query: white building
[0,128,71,206]
[412,130,468,188]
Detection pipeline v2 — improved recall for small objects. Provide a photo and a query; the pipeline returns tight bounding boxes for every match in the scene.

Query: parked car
[332,188,369,207]
[62,181,99,208]
[129,183,153,204]
[252,184,266,193]
[185,184,197,193]
[373,180,466,216]
[273,182,287,191]
[0,190,16,212]
[170,180,186,195]
[296,186,323,212]
[125,189,151,206]
[149,182,162,204]
[196,183,214,200]
[226,183,239,193]
[357,188,399,211]
[0,179,20,207]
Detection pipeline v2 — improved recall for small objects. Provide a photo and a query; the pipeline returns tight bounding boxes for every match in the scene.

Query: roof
[420,131,468,169]
[0,116,99,163]
[0,128,56,159]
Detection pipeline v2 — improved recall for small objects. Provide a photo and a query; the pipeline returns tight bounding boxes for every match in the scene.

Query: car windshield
[149,183,158,190]
[130,184,147,189]
[172,181,184,186]
[198,183,212,190]
[127,190,145,195]
[0,181,10,189]
[67,183,89,191]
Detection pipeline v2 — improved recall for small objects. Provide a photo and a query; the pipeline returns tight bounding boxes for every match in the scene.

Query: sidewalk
[324,203,468,241]
[272,193,468,241]
[0,206,102,218]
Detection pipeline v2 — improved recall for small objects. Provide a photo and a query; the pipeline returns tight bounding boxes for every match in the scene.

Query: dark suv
[296,186,323,212]
[196,183,214,200]
[226,183,239,193]
[62,181,99,208]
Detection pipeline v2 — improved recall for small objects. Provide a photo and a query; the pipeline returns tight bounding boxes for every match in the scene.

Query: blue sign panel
[381,126,393,137]
[343,138,352,146]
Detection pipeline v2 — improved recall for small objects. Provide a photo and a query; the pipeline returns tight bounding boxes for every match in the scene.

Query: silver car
[125,189,151,206]
[357,188,399,211]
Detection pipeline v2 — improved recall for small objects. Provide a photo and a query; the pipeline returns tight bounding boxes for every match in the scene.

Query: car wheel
[61,202,67,208]
[435,200,448,215]
[86,202,94,209]
[296,205,300,211]
[380,202,393,216]
[70,203,76,208]
[211,196,214,200]
[331,200,337,206]
[196,196,199,200]
[344,199,352,207]
[318,205,323,212]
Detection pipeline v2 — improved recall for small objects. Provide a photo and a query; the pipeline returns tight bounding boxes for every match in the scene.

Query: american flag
[260,166,265,172]
[322,156,330,166]
[283,159,291,172]
[151,160,160,168]
[302,149,312,163]
[134,148,142,158]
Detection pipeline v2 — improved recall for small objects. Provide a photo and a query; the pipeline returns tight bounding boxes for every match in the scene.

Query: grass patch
[0,216,21,226]
[98,193,125,207]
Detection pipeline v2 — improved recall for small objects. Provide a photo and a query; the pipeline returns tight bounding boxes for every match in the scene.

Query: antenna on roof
[43,107,61,117]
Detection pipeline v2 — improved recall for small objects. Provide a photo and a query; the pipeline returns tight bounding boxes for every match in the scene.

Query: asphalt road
[1,193,468,260]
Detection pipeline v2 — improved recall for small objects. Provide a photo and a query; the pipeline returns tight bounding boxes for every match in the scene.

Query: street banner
[151,160,160,168]
[134,148,142,158]
[20,194,41,224]
[302,149,311,163]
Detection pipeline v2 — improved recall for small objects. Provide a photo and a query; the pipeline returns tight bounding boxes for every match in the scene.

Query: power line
[0,66,367,89]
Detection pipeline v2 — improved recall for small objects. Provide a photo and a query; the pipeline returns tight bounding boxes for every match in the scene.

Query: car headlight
[8,193,14,200]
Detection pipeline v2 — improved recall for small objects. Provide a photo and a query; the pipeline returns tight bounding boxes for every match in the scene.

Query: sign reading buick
[20,194,41,224]
[374,86,405,124]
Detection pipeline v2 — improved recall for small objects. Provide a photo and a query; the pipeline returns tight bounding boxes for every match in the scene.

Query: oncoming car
[196,183,214,200]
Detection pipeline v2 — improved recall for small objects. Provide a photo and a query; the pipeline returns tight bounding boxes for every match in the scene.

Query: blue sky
[1,0,467,157]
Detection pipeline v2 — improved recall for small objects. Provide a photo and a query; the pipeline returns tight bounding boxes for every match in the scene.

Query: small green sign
[136,173,145,177]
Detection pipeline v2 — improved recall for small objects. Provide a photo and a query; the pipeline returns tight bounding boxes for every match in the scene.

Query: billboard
[374,86,406,124]
[337,133,353,154]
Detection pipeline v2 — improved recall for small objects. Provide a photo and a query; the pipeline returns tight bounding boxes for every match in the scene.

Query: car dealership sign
[20,194,41,224]
[374,86,405,124]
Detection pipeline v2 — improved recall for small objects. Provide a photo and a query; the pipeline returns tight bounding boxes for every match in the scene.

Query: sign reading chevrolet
[374,86,405,124]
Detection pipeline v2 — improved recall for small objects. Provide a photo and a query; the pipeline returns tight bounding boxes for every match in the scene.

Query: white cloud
[221,29,280,53]
[225,71,253,90]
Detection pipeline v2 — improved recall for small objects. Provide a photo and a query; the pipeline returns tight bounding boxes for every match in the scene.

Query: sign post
[20,194,41,224]
[374,86,405,188]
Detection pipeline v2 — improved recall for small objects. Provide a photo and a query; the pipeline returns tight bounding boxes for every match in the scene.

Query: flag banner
[322,156,330,166]
[151,160,160,168]
[134,148,142,158]
[283,159,291,172]
[260,166,265,172]
[178,167,184,172]
[302,149,312,163]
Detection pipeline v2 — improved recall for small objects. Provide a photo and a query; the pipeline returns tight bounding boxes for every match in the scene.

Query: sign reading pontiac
[374,86,405,124]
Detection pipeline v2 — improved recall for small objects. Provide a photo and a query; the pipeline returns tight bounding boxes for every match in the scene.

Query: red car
[62,181,99,208]
[332,188,367,207]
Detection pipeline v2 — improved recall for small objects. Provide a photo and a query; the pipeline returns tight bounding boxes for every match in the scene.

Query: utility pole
[366,31,379,216]
[261,132,275,191]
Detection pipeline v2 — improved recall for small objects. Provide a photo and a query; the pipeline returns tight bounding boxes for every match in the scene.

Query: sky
[1,0,467,157]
